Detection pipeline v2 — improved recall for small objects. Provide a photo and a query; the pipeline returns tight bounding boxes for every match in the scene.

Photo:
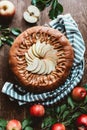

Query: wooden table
[0,0,87,129]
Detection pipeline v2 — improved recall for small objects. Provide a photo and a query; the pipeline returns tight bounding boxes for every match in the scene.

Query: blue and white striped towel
[2,14,85,106]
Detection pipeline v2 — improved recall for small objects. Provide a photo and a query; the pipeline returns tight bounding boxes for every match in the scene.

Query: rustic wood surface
[0,0,87,129]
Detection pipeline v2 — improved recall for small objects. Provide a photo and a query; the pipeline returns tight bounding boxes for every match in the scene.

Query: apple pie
[9,26,74,93]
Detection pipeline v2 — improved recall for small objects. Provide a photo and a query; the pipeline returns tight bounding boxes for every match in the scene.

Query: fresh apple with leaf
[6,119,22,130]
[29,104,45,117]
[71,86,87,101]
[76,114,87,130]
[51,123,66,130]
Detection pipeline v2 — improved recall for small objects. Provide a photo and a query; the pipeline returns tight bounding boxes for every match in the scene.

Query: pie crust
[9,26,74,93]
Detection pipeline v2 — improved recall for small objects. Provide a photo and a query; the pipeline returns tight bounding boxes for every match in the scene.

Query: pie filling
[25,40,57,75]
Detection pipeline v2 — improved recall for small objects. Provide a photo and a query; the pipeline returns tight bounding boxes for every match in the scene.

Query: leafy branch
[0,92,87,130]
[0,119,7,130]
[41,85,87,130]
[21,91,87,130]
[31,0,63,20]
[0,25,21,47]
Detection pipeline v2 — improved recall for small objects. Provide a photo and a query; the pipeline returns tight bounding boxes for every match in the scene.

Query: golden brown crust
[9,26,74,93]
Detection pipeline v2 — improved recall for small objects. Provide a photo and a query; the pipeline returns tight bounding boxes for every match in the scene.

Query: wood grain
[0,0,87,129]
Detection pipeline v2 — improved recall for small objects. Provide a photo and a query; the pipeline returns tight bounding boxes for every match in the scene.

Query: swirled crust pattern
[9,26,74,93]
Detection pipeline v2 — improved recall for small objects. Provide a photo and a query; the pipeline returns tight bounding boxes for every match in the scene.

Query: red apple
[6,119,22,130]
[0,0,15,24]
[51,123,66,130]
[71,86,87,101]
[76,114,87,130]
[29,104,45,117]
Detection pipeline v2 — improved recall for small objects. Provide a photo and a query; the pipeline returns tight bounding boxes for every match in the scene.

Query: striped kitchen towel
[2,14,85,106]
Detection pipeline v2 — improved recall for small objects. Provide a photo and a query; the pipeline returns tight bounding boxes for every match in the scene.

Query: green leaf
[39,0,52,7]
[6,37,14,46]
[41,117,51,128]
[45,0,52,7]
[0,39,3,47]
[31,0,63,19]
[63,118,73,126]
[72,112,81,119]
[83,84,87,90]
[0,127,2,130]
[41,117,57,129]
[55,106,61,114]
[0,25,9,30]
[0,127,4,130]
[25,126,33,130]
[84,96,87,104]
[67,96,75,109]
[1,28,11,36]
[31,0,46,11]
[11,28,21,36]
[0,25,2,30]
[62,111,70,120]
[0,119,7,128]
[22,118,32,129]
[60,104,67,113]
[22,119,30,129]
[49,0,63,19]
[1,36,7,42]
[79,107,87,113]
[31,0,37,5]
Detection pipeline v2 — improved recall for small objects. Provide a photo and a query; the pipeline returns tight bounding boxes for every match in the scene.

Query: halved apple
[23,5,40,23]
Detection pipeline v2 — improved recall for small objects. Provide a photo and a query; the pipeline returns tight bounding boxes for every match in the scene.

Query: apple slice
[26,58,39,72]
[42,44,53,57]
[32,59,42,73]
[36,40,42,56]
[46,52,57,63]
[25,57,31,65]
[37,60,46,74]
[45,49,57,65]
[25,52,33,64]
[38,42,47,57]
[35,40,41,56]
[45,49,57,57]
[32,44,39,57]
[46,59,56,74]
[28,46,36,60]
[42,59,50,74]
[47,56,57,66]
